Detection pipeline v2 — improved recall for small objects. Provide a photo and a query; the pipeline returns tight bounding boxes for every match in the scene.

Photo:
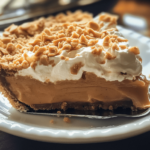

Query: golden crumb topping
[70,62,84,74]
[91,46,103,55]
[119,45,127,49]
[105,52,116,60]
[128,46,140,55]
[99,13,118,28]
[0,11,135,72]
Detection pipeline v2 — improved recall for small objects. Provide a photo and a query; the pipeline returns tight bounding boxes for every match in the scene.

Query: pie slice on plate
[0,11,149,112]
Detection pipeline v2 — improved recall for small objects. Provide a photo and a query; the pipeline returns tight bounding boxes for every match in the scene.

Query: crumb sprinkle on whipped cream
[0,11,142,83]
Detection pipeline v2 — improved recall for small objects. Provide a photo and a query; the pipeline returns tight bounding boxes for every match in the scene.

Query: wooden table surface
[0,0,150,149]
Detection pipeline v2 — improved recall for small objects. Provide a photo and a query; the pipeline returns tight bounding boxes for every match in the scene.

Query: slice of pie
[0,11,149,112]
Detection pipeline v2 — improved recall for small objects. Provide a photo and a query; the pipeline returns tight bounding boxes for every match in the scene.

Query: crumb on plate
[57,110,61,114]
[63,117,70,123]
[50,119,54,124]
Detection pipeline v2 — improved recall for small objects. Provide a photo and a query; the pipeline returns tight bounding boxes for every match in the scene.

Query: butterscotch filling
[0,11,149,112]
[4,72,150,110]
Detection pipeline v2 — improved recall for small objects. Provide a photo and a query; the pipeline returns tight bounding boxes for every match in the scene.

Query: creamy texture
[16,14,142,83]
[6,73,150,109]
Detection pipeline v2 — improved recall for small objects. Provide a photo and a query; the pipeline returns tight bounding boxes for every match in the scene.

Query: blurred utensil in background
[0,0,118,30]
[113,0,150,37]
[123,14,147,31]
[0,0,15,15]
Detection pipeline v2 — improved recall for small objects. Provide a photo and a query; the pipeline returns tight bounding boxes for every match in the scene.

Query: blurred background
[0,0,150,37]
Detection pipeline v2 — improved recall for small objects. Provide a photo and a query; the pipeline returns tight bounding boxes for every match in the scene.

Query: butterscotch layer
[1,71,150,110]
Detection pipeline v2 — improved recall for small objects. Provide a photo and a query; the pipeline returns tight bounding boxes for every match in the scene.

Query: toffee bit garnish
[70,62,84,74]
[0,11,129,71]
[128,47,140,55]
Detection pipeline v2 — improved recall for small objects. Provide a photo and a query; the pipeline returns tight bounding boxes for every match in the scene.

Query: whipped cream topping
[16,13,142,83]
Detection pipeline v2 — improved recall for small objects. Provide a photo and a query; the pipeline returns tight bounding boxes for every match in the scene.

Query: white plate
[0,26,150,143]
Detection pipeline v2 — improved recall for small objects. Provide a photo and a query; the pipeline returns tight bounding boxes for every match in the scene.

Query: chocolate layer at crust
[0,70,149,112]
[31,100,134,111]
